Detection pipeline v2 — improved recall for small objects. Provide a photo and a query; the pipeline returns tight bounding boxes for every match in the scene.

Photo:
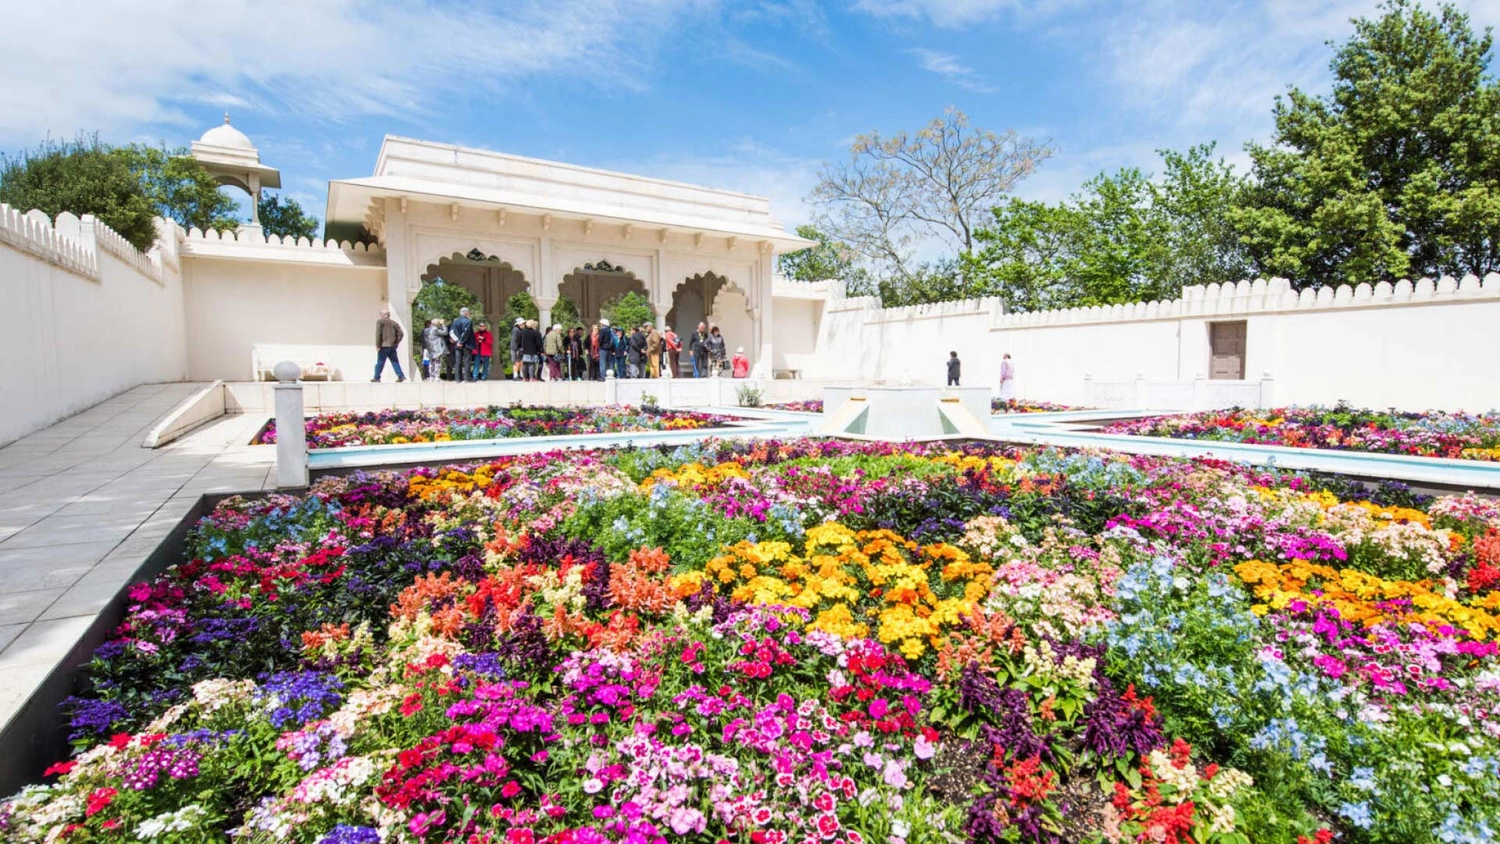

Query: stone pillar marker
[273,361,309,489]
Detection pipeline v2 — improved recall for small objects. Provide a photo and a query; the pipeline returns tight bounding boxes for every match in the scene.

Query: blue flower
[1349,766,1377,792]
[1339,801,1373,830]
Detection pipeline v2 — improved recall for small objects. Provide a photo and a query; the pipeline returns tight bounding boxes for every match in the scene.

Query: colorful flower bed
[1100,403,1500,461]
[764,400,824,413]
[992,400,1088,414]
[8,439,1500,843]
[257,406,739,449]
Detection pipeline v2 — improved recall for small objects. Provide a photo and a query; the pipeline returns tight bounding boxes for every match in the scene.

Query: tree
[503,291,538,329]
[256,193,321,242]
[809,108,1053,289]
[776,225,869,290]
[966,144,1250,310]
[1233,0,1500,286]
[551,296,583,329]
[599,291,654,330]
[0,136,158,250]
[413,278,483,337]
[114,144,239,234]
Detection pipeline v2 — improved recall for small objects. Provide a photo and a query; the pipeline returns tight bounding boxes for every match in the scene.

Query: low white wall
[0,205,186,446]
[182,253,387,382]
[799,276,1500,412]
[142,381,225,447]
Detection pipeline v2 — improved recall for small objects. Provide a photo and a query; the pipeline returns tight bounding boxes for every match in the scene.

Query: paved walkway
[0,385,272,730]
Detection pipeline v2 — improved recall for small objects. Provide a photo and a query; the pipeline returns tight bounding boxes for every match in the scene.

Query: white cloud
[611,143,822,229]
[0,0,714,144]
[908,49,996,92]
[851,0,1088,28]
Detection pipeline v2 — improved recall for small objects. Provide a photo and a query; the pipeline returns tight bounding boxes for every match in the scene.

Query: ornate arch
[560,260,651,323]
[418,250,530,324]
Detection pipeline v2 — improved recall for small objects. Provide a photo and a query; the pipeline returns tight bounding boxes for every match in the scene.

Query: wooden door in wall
[1209,321,1247,380]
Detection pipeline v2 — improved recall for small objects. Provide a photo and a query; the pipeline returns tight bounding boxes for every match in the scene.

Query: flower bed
[1100,403,1500,461]
[8,440,1500,843]
[992,400,1088,414]
[256,406,739,448]
[764,400,823,413]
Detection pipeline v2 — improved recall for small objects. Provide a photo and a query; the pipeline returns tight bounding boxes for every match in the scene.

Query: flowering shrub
[10,439,1500,843]
[991,399,1089,414]
[258,405,739,448]
[1102,402,1500,461]
[764,400,823,413]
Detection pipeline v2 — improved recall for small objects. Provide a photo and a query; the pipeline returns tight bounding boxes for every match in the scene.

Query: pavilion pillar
[383,196,416,376]
[753,255,774,378]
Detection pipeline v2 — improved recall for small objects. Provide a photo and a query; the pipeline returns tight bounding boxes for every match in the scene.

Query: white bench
[251,345,336,381]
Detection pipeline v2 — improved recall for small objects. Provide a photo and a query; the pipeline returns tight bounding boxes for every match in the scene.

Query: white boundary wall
[802,275,1500,412]
[0,205,187,445]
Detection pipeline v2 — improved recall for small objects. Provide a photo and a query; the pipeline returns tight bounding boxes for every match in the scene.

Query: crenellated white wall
[799,275,1500,412]
[0,205,187,446]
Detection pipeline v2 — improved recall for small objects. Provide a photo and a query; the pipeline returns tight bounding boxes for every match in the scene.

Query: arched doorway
[420,250,529,323]
[559,260,650,324]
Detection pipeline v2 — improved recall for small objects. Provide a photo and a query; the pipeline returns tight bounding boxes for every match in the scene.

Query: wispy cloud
[0,0,712,143]
[852,0,1089,28]
[907,48,996,92]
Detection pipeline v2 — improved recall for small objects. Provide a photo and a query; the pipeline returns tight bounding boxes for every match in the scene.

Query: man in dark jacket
[449,308,475,382]
[687,322,710,378]
[372,309,406,382]
[509,318,524,380]
[627,325,647,378]
[519,319,546,381]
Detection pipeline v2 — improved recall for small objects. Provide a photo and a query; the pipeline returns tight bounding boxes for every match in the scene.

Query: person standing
[566,327,584,380]
[664,326,682,378]
[588,322,603,381]
[705,325,727,377]
[731,346,749,378]
[947,351,961,386]
[449,308,475,383]
[422,319,447,381]
[626,325,646,378]
[997,353,1016,412]
[688,322,710,378]
[645,325,663,378]
[519,319,544,381]
[611,326,628,379]
[543,323,564,380]
[471,322,493,382]
[372,309,406,382]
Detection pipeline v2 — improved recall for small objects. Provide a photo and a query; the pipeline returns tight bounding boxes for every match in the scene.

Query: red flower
[501,781,522,798]
[42,760,76,777]
[85,787,118,817]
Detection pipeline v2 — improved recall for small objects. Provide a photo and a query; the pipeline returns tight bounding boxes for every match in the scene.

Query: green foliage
[559,488,773,571]
[114,144,239,234]
[0,136,159,250]
[0,136,242,252]
[255,193,320,242]
[550,295,582,329]
[413,278,483,337]
[735,383,764,407]
[599,290,654,330]
[966,144,1249,310]
[504,291,539,329]
[1233,0,1500,287]
[776,225,870,289]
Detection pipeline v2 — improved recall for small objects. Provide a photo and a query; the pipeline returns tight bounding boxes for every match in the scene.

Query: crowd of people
[374,308,751,382]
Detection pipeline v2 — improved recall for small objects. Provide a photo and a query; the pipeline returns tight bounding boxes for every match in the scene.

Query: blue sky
[2,0,1497,234]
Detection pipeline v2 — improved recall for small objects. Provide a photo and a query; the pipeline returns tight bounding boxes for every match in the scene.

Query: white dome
[198,114,254,150]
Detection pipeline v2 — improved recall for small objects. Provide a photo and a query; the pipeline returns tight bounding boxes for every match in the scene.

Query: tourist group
[373,310,751,383]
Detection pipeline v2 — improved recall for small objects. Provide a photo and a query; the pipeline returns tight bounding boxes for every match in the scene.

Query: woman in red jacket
[471,322,493,381]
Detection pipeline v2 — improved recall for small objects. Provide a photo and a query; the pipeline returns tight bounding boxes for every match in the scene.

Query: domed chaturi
[189,112,281,228]
[197,113,255,150]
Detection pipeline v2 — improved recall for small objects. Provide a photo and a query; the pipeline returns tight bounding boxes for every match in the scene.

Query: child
[946,351,961,386]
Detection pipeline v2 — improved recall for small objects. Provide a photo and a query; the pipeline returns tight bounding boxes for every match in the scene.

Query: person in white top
[997,353,1016,412]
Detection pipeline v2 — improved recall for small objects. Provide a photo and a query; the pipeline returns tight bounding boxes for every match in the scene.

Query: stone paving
[0,384,273,731]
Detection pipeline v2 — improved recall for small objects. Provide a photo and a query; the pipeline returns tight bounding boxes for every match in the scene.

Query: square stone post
[273,362,309,489]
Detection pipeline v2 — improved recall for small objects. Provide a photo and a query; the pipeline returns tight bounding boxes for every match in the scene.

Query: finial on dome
[224,112,231,124]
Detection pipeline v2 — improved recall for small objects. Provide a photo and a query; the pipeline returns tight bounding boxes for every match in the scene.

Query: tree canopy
[809,108,1053,289]
[503,291,539,329]
[0,136,240,251]
[413,278,484,335]
[256,193,321,242]
[1234,0,1500,286]
[967,145,1250,310]
[599,291,654,331]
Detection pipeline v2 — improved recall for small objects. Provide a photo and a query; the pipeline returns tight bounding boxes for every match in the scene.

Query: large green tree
[0,137,158,250]
[966,144,1249,310]
[1234,0,1500,286]
[776,224,870,290]
[0,136,239,250]
[256,193,321,242]
[599,291,654,330]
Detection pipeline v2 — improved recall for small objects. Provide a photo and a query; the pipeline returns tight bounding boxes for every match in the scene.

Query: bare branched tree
[810,107,1054,283]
